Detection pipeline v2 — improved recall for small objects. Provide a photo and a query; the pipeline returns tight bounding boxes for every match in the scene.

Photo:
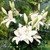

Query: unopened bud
[1,7,7,15]
[24,13,28,24]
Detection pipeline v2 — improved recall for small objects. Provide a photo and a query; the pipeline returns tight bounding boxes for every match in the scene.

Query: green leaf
[45,6,49,11]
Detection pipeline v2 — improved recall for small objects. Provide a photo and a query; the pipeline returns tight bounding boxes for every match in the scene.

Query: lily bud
[9,1,12,8]
[24,13,28,24]
[43,11,48,17]
[9,1,15,11]
[41,11,48,20]
[12,2,15,9]
[1,7,7,15]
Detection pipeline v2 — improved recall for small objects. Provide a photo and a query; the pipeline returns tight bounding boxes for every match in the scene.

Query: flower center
[25,30,29,36]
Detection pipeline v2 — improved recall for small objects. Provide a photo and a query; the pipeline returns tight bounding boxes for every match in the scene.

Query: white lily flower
[29,13,38,25]
[29,13,39,30]
[1,7,7,15]
[14,8,23,16]
[29,13,38,21]
[33,12,48,30]
[1,10,16,28]
[29,11,48,30]
[12,25,40,44]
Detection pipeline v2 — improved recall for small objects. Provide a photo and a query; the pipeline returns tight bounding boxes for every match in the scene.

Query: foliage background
[0,0,50,50]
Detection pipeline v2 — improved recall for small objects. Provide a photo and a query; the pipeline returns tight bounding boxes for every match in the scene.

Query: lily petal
[8,10,13,18]
[11,18,16,23]
[12,37,20,44]
[27,36,33,43]
[35,38,41,45]
[24,39,29,44]
[29,31,37,36]
[19,14,23,16]
[16,38,20,44]
[6,21,10,28]
[39,21,44,26]
[14,8,19,16]
[33,35,41,39]
[28,26,32,31]
[1,19,9,24]
[14,30,19,37]
[28,21,32,25]
[19,23,22,28]
[20,35,27,40]
[38,15,42,20]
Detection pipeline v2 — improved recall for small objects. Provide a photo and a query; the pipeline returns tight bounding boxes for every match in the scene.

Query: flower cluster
[1,1,48,45]
[12,25,41,44]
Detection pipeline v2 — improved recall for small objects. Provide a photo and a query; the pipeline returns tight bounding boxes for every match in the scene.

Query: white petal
[39,21,44,26]
[8,10,13,18]
[28,21,32,25]
[24,39,29,44]
[19,23,22,28]
[12,37,20,44]
[11,18,16,23]
[30,13,38,21]
[33,35,41,45]
[48,24,50,26]
[38,15,42,20]
[19,14,23,16]
[27,37,33,43]
[42,10,45,13]
[32,31,37,35]
[42,11,48,20]
[33,35,41,39]
[19,28,25,35]
[3,16,7,19]
[21,35,33,43]
[43,11,48,17]
[16,38,20,44]
[20,35,26,40]
[28,26,32,31]
[14,30,19,37]
[1,19,9,24]
[6,21,10,28]
[1,7,7,15]
[14,8,19,16]
[29,31,37,36]
[12,37,17,42]
[35,38,41,45]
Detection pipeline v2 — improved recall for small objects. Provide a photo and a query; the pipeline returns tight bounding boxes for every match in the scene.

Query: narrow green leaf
[45,6,49,11]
